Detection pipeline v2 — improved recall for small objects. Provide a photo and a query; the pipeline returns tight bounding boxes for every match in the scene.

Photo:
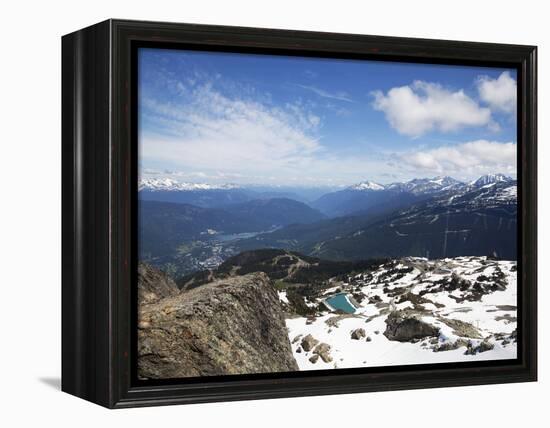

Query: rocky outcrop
[138,262,179,305]
[384,311,440,342]
[138,271,298,379]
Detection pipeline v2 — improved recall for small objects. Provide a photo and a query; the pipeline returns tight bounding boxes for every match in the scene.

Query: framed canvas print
[62,19,537,408]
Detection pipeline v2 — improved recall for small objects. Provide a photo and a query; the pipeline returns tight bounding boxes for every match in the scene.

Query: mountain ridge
[230,178,517,261]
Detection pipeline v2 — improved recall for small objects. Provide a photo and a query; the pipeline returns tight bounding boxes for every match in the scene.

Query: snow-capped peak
[139,178,240,192]
[471,174,513,188]
[429,176,460,186]
[349,181,385,191]
[386,176,462,195]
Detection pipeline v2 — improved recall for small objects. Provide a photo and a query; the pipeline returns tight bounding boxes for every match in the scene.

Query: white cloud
[372,81,492,137]
[140,82,326,182]
[477,71,517,114]
[400,140,517,178]
[297,84,353,102]
[140,81,412,186]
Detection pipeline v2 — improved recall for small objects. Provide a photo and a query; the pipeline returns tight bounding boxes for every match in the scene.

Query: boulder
[384,311,440,342]
[138,271,298,379]
[301,334,319,352]
[313,343,333,363]
[309,354,319,364]
[351,328,366,340]
[465,339,495,355]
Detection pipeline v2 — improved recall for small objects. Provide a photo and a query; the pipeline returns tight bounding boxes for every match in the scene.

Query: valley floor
[283,256,517,370]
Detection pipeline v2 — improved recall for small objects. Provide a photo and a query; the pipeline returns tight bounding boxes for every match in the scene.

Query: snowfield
[282,256,517,370]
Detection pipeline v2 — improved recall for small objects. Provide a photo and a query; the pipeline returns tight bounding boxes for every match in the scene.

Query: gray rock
[138,270,298,379]
[313,343,333,363]
[465,339,495,355]
[384,311,440,342]
[478,340,495,353]
[301,334,319,352]
[432,339,467,352]
[366,336,372,342]
[351,328,366,340]
[309,354,319,364]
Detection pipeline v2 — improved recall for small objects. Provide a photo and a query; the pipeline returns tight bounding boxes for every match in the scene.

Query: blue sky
[138,48,517,186]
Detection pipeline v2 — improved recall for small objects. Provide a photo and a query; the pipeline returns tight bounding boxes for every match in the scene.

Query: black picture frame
[62,19,537,408]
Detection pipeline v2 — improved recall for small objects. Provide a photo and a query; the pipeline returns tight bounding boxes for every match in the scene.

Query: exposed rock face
[384,311,440,342]
[138,262,179,305]
[138,270,298,379]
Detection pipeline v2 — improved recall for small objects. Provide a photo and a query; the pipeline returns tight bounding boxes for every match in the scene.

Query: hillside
[139,198,326,276]
[231,178,517,261]
[313,179,517,260]
[177,248,385,291]
[312,176,464,217]
[139,200,257,259]
[223,198,325,226]
[284,256,517,370]
[312,186,423,218]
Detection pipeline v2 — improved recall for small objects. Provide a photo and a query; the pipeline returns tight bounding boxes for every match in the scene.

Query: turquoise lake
[325,293,357,314]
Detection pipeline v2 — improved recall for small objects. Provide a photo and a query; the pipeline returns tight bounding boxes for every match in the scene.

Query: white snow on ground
[278,291,289,304]
[286,256,517,370]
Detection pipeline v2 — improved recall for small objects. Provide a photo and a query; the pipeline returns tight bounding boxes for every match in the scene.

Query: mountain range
[233,175,517,260]
[311,174,513,217]
[139,178,336,205]
[138,174,517,277]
